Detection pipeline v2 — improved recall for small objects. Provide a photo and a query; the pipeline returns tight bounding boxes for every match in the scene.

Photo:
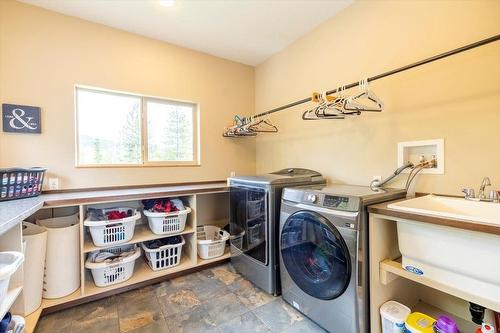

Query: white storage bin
[37,213,80,299]
[85,244,141,287]
[143,207,191,235]
[0,252,24,302]
[141,237,185,271]
[197,225,229,260]
[22,222,47,315]
[380,300,410,333]
[84,208,140,247]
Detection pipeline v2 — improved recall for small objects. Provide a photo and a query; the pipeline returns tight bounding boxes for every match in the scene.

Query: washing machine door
[281,210,351,300]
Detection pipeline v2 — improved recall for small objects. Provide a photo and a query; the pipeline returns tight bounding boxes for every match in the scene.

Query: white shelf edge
[380,258,500,312]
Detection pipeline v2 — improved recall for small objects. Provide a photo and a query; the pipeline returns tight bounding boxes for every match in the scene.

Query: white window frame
[74,85,200,168]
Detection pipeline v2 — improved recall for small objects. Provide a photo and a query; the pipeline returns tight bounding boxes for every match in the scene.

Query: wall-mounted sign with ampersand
[2,103,41,134]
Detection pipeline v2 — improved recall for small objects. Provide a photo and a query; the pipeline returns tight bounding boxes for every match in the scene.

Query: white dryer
[279,185,406,333]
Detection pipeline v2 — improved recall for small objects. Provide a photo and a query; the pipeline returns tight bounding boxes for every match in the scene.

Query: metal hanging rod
[248,34,500,121]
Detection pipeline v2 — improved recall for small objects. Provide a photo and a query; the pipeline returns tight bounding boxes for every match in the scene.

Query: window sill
[75,163,201,168]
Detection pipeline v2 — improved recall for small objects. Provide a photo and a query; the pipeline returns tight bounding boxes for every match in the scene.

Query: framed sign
[2,103,41,134]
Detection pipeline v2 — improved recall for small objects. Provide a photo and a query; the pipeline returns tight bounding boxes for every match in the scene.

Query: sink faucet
[478,177,491,200]
[463,177,497,202]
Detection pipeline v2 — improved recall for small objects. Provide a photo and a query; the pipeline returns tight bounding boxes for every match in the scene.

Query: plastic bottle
[476,323,495,333]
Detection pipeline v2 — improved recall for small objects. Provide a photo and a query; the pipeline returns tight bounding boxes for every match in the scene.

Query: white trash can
[37,213,80,299]
[21,222,47,315]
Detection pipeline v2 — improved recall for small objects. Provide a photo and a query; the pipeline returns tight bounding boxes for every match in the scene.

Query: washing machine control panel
[323,195,349,209]
[300,191,359,211]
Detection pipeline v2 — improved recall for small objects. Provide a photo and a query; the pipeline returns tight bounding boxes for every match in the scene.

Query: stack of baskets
[84,207,142,287]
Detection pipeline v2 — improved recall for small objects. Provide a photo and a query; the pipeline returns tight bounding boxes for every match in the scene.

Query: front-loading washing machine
[279,185,406,333]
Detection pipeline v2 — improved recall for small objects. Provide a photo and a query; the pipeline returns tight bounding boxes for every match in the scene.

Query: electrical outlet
[48,178,59,190]
[230,171,236,177]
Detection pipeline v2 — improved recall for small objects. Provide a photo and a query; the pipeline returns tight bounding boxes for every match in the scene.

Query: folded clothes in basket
[142,198,185,213]
[88,248,136,264]
[144,236,183,249]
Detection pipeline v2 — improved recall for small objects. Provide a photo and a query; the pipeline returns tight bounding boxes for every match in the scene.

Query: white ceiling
[20,0,352,66]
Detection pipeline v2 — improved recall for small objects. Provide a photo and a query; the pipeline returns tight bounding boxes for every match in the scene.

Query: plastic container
[0,252,24,302]
[141,236,185,271]
[476,323,495,333]
[433,315,459,333]
[197,225,230,260]
[380,301,411,333]
[84,208,140,246]
[6,314,25,333]
[37,213,80,299]
[143,207,191,235]
[228,223,245,251]
[85,244,141,287]
[22,222,47,315]
[405,312,436,333]
[0,167,46,202]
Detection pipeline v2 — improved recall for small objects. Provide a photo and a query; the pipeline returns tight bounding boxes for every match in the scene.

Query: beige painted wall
[0,0,255,189]
[255,0,500,195]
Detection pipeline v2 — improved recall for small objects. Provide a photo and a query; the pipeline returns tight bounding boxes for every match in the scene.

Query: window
[75,87,198,166]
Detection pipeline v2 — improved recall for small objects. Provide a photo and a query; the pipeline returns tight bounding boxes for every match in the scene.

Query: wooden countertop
[0,181,227,234]
[369,198,500,236]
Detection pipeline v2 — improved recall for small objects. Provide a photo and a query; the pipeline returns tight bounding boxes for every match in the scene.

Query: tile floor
[35,263,327,333]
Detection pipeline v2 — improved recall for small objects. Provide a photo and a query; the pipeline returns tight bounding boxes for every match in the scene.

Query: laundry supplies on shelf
[142,198,191,235]
[405,312,436,333]
[141,236,185,271]
[380,300,411,333]
[196,225,229,260]
[84,207,141,246]
[85,244,141,287]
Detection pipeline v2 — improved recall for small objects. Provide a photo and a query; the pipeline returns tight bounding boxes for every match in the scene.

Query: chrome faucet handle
[462,188,475,199]
[489,190,499,203]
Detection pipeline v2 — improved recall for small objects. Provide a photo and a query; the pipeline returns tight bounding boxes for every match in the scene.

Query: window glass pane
[77,89,141,164]
[146,100,194,162]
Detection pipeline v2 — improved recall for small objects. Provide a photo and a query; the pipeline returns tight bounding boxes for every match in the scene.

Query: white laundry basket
[0,251,24,302]
[85,244,141,287]
[141,237,185,271]
[197,225,229,260]
[22,222,47,315]
[84,208,140,246]
[37,213,80,299]
[143,207,191,235]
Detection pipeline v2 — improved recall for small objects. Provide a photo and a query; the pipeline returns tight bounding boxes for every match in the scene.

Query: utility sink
[388,194,500,226]
[388,194,500,306]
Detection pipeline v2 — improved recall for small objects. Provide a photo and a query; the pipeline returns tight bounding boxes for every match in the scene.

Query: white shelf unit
[369,213,496,333]
[22,190,230,333]
[0,221,24,323]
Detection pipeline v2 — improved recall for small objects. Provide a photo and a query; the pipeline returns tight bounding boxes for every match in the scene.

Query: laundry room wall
[0,0,255,189]
[254,0,500,195]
